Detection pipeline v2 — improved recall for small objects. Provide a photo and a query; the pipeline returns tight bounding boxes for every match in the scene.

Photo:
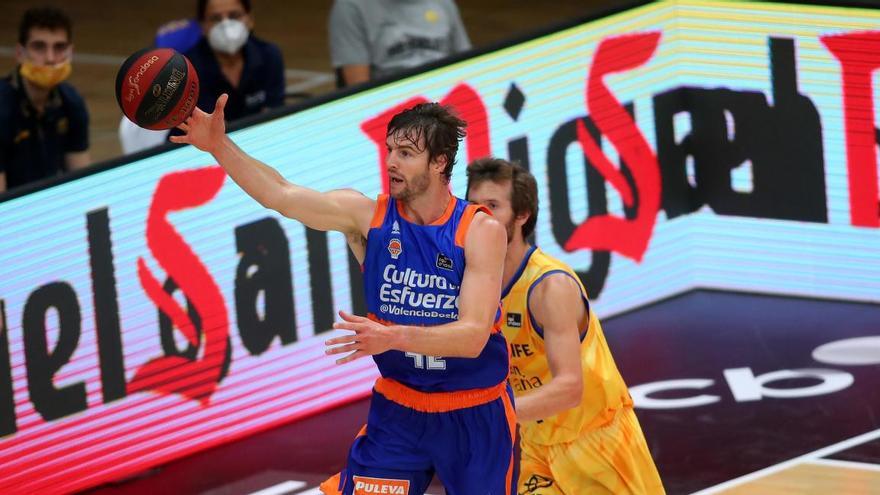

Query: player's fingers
[169,135,188,144]
[332,321,364,333]
[325,343,359,356]
[216,93,229,116]
[338,310,368,323]
[325,334,357,346]
[177,122,190,133]
[336,350,366,365]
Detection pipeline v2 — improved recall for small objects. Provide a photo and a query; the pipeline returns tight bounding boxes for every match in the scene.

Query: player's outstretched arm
[325,213,507,363]
[514,274,585,422]
[172,94,373,235]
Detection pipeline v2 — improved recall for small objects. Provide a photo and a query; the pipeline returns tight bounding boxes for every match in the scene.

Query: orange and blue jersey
[363,194,509,392]
[319,194,517,495]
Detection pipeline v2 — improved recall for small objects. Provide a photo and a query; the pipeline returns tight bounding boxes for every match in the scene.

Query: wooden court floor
[0,0,619,164]
[699,431,880,495]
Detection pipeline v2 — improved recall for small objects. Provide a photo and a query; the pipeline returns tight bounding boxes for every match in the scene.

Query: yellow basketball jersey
[502,247,633,445]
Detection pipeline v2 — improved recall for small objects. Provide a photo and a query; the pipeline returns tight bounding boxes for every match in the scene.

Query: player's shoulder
[469,207,504,233]
[528,249,582,292]
[532,269,580,294]
[338,188,377,226]
[529,247,570,270]
[458,206,504,253]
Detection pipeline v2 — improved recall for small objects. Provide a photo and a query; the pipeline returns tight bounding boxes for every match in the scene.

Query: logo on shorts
[388,238,402,259]
[507,312,523,328]
[436,252,454,270]
[520,474,554,494]
[353,475,410,495]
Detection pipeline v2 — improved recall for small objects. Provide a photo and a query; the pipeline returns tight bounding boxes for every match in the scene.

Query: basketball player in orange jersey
[172,95,517,495]
[467,158,664,495]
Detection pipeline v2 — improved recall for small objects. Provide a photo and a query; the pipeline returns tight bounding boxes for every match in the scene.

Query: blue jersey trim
[526,269,590,342]
[500,245,538,300]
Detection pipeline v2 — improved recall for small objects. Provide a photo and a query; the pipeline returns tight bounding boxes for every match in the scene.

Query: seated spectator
[185,0,285,119]
[155,17,202,53]
[329,0,471,88]
[0,6,90,193]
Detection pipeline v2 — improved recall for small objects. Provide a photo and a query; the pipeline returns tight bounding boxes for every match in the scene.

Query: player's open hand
[170,93,228,153]
[325,311,397,365]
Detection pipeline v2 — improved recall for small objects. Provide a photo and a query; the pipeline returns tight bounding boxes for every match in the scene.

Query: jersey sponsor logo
[520,474,554,494]
[435,252,454,270]
[506,312,522,328]
[388,238,402,259]
[381,264,457,291]
[353,475,410,495]
[378,287,458,311]
[392,220,401,234]
[509,365,543,393]
[510,342,533,357]
[378,264,459,318]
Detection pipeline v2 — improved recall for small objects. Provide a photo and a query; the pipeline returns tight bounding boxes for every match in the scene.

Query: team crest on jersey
[507,312,523,328]
[436,252,454,270]
[353,475,410,495]
[388,238,402,259]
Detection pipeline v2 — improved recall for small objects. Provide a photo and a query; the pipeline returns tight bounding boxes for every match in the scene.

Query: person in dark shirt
[0,6,90,193]
[185,0,285,121]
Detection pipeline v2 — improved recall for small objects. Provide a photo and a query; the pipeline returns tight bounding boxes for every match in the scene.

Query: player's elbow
[564,387,583,410]
[559,376,584,409]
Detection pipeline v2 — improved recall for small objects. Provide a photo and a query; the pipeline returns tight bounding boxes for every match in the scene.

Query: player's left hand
[324,311,397,365]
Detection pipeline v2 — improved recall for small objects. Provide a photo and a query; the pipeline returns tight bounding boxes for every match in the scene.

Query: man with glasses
[184,0,285,122]
[0,6,90,194]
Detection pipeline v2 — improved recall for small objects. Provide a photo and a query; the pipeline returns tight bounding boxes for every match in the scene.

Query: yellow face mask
[19,60,72,89]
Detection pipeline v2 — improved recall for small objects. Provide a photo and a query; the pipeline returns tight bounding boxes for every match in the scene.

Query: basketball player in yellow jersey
[466,158,664,495]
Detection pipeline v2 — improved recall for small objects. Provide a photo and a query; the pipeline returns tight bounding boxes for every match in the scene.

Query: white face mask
[208,18,249,55]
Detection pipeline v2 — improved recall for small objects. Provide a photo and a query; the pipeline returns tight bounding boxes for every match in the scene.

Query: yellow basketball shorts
[517,407,665,495]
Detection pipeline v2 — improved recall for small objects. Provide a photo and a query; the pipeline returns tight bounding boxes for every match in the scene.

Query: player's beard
[505,217,516,244]
[393,167,431,202]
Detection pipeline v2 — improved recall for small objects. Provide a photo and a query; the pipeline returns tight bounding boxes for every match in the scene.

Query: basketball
[115,48,199,131]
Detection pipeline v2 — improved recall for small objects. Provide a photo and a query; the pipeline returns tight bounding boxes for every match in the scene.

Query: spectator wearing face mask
[0,6,90,193]
[184,0,285,121]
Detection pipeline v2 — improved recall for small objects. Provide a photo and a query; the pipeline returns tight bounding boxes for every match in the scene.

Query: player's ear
[431,154,447,176]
